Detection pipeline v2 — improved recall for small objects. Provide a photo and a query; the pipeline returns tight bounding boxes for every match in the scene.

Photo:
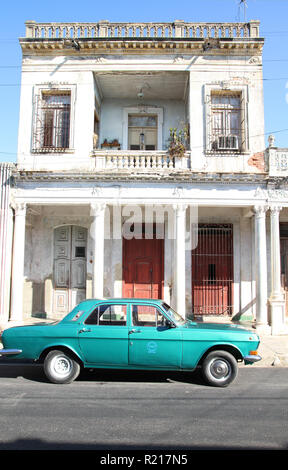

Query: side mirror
[165,319,175,328]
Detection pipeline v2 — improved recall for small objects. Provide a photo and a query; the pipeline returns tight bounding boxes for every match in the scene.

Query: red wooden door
[192,224,233,316]
[123,234,164,299]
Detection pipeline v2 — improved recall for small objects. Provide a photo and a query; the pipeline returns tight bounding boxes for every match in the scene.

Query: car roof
[86,298,165,304]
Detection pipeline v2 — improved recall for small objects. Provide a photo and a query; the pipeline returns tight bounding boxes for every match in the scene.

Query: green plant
[168,127,188,157]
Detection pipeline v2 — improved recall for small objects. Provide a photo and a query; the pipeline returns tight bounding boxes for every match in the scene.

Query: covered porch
[7,197,288,333]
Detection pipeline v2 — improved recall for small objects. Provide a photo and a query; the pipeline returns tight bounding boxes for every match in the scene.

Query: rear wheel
[201,350,238,387]
[44,350,81,384]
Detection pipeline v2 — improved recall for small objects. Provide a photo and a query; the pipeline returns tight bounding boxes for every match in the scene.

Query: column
[269,205,286,334]
[90,203,106,298]
[174,204,187,317]
[254,205,268,328]
[10,203,26,322]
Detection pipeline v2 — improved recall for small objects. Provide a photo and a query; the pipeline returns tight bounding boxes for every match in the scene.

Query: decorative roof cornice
[19,37,264,55]
[13,169,269,185]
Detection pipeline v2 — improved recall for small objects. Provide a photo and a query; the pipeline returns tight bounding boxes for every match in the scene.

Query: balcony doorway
[128,114,157,150]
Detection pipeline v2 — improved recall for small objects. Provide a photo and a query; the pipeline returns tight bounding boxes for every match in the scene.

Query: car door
[78,302,129,366]
[128,303,182,369]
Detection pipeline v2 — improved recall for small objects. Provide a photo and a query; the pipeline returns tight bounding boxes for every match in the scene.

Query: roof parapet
[24,19,261,40]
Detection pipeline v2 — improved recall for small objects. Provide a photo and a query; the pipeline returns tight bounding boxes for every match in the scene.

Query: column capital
[173,203,188,214]
[269,205,282,215]
[253,205,268,218]
[90,202,106,217]
[12,202,26,217]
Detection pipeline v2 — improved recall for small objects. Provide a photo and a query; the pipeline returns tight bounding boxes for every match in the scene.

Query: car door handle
[79,328,92,333]
[129,329,141,334]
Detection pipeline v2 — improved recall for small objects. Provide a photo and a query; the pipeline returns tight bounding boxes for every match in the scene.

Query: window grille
[32,91,71,152]
[211,93,242,152]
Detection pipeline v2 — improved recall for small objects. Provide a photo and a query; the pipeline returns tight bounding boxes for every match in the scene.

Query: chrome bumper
[243,354,262,364]
[0,349,22,356]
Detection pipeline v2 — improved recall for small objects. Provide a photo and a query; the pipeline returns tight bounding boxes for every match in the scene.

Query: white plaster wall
[17,53,264,174]
[188,63,265,173]
[17,67,95,171]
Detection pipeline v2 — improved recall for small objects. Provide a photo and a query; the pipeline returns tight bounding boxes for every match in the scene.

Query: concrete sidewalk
[253,332,288,367]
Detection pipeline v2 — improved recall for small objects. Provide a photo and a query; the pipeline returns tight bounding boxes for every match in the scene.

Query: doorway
[128,114,157,150]
[191,224,233,316]
[122,225,164,299]
[53,225,87,314]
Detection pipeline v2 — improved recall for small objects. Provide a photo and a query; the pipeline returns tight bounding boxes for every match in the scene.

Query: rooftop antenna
[239,0,248,23]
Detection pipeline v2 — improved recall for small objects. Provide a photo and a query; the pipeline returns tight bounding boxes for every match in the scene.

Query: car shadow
[0,359,205,386]
[78,368,205,385]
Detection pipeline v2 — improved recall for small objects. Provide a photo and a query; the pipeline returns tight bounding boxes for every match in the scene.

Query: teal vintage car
[0,298,261,387]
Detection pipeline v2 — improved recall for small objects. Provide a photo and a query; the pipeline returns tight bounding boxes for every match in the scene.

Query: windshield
[162,303,187,326]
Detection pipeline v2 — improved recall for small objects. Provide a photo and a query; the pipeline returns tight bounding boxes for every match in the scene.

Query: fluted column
[254,205,268,328]
[90,203,106,298]
[174,204,187,317]
[269,205,286,334]
[10,203,26,322]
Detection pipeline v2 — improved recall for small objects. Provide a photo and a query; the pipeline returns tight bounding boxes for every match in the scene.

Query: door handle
[129,329,141,334]
[79,327,92,333]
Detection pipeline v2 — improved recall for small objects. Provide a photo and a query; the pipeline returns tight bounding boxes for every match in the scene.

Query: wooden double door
[53,225,87,314]
[123,231,164,299]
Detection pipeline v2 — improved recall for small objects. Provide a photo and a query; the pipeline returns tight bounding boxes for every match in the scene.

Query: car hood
[183,320,255,334]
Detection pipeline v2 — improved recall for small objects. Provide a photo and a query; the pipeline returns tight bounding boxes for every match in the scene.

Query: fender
[194,342,244,367]
[38,342,85,365]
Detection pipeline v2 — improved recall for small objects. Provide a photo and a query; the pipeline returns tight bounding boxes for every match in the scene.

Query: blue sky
[0,0,288,162]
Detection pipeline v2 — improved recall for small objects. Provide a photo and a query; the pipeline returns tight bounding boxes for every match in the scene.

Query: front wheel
[201,350,238,387]
[44,350,81,384]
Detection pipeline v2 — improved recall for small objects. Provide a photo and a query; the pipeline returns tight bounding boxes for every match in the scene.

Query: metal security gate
[192,224,233,316]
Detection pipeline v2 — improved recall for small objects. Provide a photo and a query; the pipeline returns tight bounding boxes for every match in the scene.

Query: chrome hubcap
[210,359,230,380]
[51,355,72,377]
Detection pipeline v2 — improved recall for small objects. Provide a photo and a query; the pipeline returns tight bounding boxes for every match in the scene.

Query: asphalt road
[0,363,287,451]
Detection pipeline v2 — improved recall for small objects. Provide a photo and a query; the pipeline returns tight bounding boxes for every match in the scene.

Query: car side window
[132,305,165,327]
[85,304,127,326]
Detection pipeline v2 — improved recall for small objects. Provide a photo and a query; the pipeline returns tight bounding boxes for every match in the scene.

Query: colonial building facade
[0,19,288,334]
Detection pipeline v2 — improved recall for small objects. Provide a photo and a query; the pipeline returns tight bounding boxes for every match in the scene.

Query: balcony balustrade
[91,150,190,171]
[24,20,260,40]
[268,149,288,177]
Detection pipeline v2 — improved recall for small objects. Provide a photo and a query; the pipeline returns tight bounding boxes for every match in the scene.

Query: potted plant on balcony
[101,139,121,149]
[168,127,188,157]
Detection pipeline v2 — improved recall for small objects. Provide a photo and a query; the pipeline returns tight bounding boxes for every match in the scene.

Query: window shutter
[240,92,246,151]
[32,92,42,151]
